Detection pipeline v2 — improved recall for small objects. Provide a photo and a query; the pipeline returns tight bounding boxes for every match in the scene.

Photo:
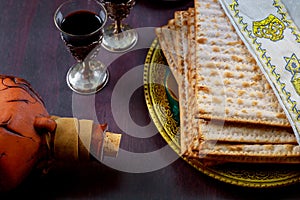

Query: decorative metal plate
[143,39,300,188]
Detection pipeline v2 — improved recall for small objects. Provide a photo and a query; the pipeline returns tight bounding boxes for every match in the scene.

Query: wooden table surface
[1,0,300,199]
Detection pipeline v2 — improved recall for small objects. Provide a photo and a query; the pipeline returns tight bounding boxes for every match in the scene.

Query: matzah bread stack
[155,0,300,165]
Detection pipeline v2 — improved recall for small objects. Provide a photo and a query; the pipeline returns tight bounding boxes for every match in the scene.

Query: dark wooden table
[1,0,300,199]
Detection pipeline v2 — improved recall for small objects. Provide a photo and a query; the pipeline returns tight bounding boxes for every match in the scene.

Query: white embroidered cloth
[218,0,300,144]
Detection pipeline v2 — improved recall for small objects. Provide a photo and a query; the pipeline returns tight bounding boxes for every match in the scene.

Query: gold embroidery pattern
[285,53,300,96]
[253,14,286,41]
[230,0,300,123]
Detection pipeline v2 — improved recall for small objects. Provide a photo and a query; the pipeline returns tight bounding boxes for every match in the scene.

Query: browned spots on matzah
[252,74,262,81]
[225,33,232,39]
[257,111,262,118]
[224,79,231,85]
[252,65,260,71]
[257,91,264,98]
[242,82,250,87]
[212,46,220,52]
[227,98,233,103]
[215,62,221,68]
[265,83,272,90]
[205,62,215,68]
[210,70,218,76]
[252,100,258,106]
[237,98,244,105]
[198,85,210,93]
[179,60,184,67]
[271,102,279,109]
[197,76,205,81]
[229,145,243,151]
[247,57,256,64]
[276,113,287,119]
[224,71,234,78]
[225,108,230,114]
[231,55,243,62]
[227,41,243,45]
[239,73,245,78]
[229,24,235,31]
[249,91,256,97]
[242,109,248,114]
[199,109,208,114]
[238,90,246,96]
[213,97,222,104]
[197,37,208,44]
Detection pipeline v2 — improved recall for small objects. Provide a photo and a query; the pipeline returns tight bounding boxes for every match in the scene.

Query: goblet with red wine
[54,0,108,94]
[98,0,138,52]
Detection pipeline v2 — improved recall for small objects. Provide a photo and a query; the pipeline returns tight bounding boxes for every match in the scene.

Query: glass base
[102,24,138,52]
[66,60,109,95]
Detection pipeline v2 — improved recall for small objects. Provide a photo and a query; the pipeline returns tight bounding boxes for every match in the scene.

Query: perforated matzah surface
[154,0,300,164]
[194,0,289,127]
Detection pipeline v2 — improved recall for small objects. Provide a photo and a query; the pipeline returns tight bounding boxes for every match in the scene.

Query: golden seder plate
[143,38,300,188]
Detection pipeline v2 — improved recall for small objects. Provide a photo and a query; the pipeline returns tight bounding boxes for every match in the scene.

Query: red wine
[61,10,103,36]
[61,10,104,61]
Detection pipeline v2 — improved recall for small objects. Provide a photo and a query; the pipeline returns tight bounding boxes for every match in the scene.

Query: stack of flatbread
[155,0,300,164]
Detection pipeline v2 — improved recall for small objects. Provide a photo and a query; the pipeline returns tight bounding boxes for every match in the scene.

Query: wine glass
[98,0,138,52]
[54,0,108,94]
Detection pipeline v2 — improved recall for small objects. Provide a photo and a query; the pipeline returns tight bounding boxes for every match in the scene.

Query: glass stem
[81,60,91,80]
[114,19,122,34]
